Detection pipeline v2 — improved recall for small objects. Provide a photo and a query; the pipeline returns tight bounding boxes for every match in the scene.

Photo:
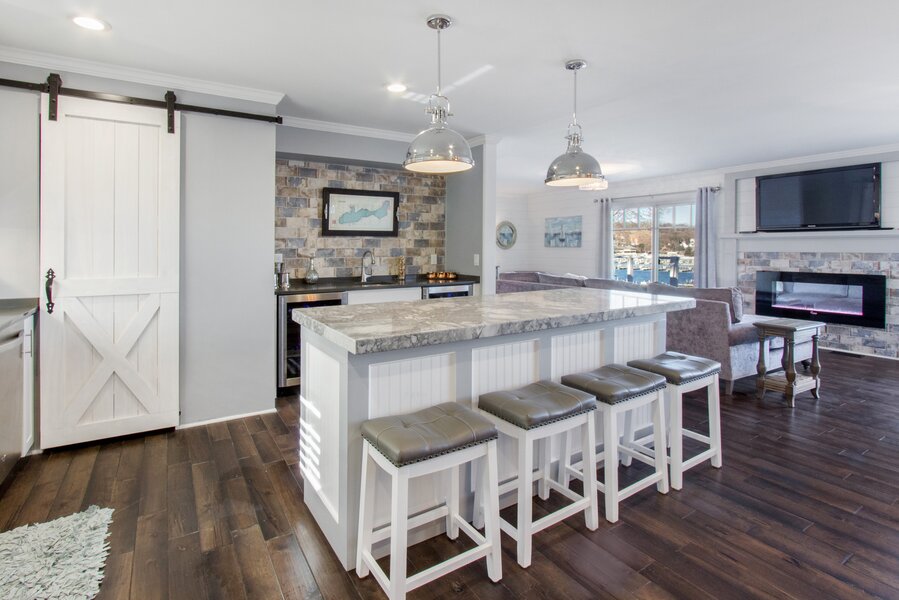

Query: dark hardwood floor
[2,350,899,599]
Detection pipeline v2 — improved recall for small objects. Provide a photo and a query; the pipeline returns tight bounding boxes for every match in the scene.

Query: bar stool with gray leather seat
[627,351,722,490]
[356,403,502,600]
[474,380,599,568]
[560,364,670,523]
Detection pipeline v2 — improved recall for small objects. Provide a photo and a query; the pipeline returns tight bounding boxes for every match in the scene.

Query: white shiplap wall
[496,189,602,277]
[494,194,533,273]
[495,171,721,278]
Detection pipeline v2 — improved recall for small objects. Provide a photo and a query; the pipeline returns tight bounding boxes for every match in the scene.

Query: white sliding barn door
[40,95,180,448]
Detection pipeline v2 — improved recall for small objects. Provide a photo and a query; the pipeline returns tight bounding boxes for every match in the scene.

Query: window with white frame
[611,202,696,286]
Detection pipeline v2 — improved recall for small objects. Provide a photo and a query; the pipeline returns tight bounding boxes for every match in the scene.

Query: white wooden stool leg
[665,391,672,448]
[652,392,670,494]
[388,469,409,600]
[621,410,634,467]
[516,435,534,568]
[537,437,550,500]
[560,431,572,488]
[472,458,485,530]
[602,407,620,523]
[581,415,599,530]
[447,464,460,540]
[669,384,684,491]
[483,440,502,582]
[709,374,723,468]
[356,442,376,577]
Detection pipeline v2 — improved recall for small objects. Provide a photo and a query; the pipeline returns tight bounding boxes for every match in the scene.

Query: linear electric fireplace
[756,271,886,329]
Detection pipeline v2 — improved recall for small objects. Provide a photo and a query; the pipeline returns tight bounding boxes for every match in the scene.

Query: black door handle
[45,268,55,314]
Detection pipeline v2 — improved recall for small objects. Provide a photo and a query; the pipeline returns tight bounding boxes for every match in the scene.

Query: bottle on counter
[305,257,320,284]
[396,256,406,281]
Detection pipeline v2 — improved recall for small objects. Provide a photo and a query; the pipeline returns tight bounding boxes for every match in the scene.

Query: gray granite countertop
[294,288,694,355]
[0,299,38,339]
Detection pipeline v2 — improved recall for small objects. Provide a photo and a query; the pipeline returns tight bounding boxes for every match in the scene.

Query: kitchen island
[293,287,694,569]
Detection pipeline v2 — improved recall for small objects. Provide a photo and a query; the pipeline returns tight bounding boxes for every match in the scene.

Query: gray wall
[0,88,39,299]
[277,126,409,166]
[181,114,276,423]
[445,144,485,276]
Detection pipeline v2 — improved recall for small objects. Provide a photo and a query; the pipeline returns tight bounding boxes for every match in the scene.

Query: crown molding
[0,45,284,105]
[722,142,899,176]
[280,116,416,142]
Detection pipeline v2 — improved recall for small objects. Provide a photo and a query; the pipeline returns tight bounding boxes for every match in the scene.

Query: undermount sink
[360,276,399,286]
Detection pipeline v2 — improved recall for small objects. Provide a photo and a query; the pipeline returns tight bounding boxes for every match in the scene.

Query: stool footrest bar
[370,505,450,545]
[545,478,585,503]
[618,444,657,467]
[618,473,665,502]
[362,550,390,591]
[681,448,717,471]
[532,498,590,535]
[407,544,493,591]
[455,517,487,546]
[683,429,711,444]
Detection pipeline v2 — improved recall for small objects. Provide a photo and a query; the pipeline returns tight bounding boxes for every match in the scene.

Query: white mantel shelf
[721,230,899,241]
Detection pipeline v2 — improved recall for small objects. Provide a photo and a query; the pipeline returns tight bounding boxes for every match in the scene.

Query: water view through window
[612,204,696,286]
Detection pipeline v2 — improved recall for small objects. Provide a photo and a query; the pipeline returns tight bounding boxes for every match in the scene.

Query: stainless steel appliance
[421,284,473,299]
[0,327,24,485]
[278,292,345,388]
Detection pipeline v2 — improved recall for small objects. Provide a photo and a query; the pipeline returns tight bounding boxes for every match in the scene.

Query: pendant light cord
[572,68,578,126]
[436,28,442,95]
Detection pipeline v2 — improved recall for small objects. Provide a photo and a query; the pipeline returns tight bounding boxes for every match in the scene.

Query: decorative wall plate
[496,221,517,249]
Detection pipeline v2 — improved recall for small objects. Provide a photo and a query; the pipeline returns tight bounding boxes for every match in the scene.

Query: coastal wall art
[544,215,583,248]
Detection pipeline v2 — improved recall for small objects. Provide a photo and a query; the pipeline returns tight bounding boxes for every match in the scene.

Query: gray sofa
[497,271,812,394]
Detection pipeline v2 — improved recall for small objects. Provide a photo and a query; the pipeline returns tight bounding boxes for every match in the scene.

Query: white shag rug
[0,505,114,599]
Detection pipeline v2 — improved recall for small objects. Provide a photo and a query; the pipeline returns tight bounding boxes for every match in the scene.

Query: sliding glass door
[612,203,696,287]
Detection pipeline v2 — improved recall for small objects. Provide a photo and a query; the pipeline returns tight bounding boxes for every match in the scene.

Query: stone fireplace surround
[738,251,899,358]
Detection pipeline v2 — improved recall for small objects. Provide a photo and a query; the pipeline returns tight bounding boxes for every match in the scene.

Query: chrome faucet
[361,250,374,283]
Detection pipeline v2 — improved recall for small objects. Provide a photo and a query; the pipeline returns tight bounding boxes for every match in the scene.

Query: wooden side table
[753,318,825,407]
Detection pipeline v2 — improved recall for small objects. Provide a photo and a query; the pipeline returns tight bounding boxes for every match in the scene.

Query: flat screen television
[756,163,881,231]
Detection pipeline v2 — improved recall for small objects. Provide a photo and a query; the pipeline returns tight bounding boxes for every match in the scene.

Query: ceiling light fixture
[545,60,606,188]
[403,14,474,175]
[387,83,407,93]
[72,16,110,31]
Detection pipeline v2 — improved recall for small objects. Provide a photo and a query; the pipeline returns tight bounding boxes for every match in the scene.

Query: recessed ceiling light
[386,83,407,93]
[72,16,110,31]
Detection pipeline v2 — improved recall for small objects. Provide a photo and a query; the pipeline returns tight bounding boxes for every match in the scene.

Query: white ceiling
[2,0,899,195]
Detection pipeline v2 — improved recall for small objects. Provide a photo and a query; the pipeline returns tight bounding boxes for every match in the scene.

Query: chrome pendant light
[403,15,474,174]
[545,60,607,188]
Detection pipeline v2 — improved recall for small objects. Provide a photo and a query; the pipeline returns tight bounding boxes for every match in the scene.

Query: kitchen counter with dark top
[274,274,479,295]
[0,299,38,338]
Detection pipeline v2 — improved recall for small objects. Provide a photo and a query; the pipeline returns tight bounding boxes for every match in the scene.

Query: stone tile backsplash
[275,159,446,278]
[738,251,899,358]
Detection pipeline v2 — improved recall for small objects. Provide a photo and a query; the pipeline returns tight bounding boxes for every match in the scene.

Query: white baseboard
[821,346,898,361]
[177,407,278,429]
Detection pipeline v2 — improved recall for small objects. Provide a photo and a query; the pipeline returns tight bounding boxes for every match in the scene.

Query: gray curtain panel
[695,187,718,287]
[598,198,613,278]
